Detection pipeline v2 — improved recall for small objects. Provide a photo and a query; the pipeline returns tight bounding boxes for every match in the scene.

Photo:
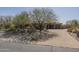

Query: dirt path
[34,29,79,48]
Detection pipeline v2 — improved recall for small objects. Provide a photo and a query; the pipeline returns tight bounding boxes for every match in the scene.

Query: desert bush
[67,27,77,33]
[67,28,73,32]
[72,28,77,33]
[66,19,79,33]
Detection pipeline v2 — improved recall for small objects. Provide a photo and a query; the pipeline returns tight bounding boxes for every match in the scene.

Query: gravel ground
[33,29,79,48]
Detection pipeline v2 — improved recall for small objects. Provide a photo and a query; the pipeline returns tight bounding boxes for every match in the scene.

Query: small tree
[12,11,30,32]
[31,8,57,31]
[30,8,57,38]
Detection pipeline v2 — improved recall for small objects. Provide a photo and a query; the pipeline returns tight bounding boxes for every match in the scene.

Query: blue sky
[53,7,79,24]
[0,7,79,24]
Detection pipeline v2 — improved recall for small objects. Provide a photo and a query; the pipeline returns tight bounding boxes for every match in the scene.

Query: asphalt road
[0,42,51,52]
[0,42,79,52]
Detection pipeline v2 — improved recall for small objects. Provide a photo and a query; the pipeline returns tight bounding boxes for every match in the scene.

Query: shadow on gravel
[69,32,79,41]
[0,30,58,43]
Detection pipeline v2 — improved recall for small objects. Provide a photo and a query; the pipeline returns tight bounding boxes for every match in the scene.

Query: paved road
[0,42,79,52]
[0,42,51,52]
[35,29,79,48]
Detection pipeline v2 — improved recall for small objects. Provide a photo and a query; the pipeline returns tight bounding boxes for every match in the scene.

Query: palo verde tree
[30,8,57,39]
[11,11,30,32]
[31,8,57,32]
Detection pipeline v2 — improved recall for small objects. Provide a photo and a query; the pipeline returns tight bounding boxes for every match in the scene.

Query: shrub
[76,31,79,37]
[67,27,77,33]
[67,28,73,32]
[72,29,77,33]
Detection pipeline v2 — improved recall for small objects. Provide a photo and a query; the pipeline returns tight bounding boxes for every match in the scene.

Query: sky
[0,7,79,24]
[53,7,79,24]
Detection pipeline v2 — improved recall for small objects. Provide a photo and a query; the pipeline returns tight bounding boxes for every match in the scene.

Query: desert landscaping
[33,29,79,48]
[0,7,79,51]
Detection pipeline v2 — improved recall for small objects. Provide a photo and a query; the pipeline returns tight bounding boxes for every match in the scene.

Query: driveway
[34,29,79,48]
